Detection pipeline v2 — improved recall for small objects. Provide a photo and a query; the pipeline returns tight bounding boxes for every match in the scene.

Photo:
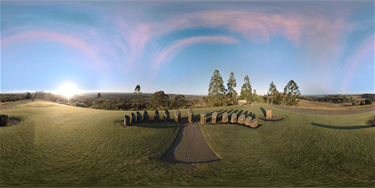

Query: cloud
[1,30,109,71]
[191,67,196,71]
[341,34,374,93]
[153,35,238,68]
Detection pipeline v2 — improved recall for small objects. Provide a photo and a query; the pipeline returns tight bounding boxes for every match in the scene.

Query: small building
[238,100,248,106]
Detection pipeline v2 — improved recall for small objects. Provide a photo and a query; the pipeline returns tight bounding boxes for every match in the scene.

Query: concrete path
[0,100,32,111]
[162,125,220,163]
[271,105,375,116]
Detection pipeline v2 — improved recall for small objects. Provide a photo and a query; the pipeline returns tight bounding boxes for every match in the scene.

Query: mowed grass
[1,101,374,186]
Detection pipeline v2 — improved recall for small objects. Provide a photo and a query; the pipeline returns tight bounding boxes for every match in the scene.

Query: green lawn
[1,101,374,186]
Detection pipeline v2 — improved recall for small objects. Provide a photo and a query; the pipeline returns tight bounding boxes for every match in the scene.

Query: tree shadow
[311,123,374,130]
[260,107,266,116]
[134,123,180,129]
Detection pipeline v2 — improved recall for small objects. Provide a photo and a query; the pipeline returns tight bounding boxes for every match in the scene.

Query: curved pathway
[0,100,32,111]
[270,105,375,116]
[162,125,220,163]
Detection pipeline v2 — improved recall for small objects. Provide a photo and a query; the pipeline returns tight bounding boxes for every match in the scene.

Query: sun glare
[59,83,79,100]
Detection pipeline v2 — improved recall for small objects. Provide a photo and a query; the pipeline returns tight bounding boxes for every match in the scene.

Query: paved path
[0,100,32,111]
[271,105,375,116]
[162,125,220,163]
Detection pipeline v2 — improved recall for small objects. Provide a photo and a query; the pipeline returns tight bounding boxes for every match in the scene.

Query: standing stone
[200,111,206,124]
[154,110,159,121]
[188,109,194,123]
[130,113,136,124]
[143,111,149,121]
[211,112,218,123]
[231,113,237,123]
[0,115,11,126]
[175,110,181,123]
[136,111,142,122]
[245,117,252,126]
[250,118,257,128]
[164,110,170,121]
[124,115,130,126]
[222,112,229,123]
[238,114,246,124]
[266,109,272,119]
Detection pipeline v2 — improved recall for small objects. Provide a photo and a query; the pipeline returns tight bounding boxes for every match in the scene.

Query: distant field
[293,96,374,110]
[0,101,374,186]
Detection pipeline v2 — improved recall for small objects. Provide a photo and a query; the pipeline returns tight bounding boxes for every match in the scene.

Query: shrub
[74,102,88,108]
[360,101,364,106]
[352,102,355,106]
[356,101,359,103]
[365,99,372,105]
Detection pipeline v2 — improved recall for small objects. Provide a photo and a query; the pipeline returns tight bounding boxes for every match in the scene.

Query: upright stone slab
[245,117,252,126]
[175,110,181,123]
[200,111,206,124]
[231,113,237,123]
[250,118,257,128]
[154,110,159,121]
[266,109,272,119]
[143,111,149,121]
[0,115,11,126]
[164,110,170,121]
[130,113,136,124]
[222,112,228,123]
[211,112,218,123]
[238,114,246,124]
[188,109,194,123]
[124,115,130,126]
[136,111,142,122]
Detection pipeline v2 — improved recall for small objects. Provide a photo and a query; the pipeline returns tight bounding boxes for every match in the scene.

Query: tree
[25,92,32,99]
[365,99,372,105]
[208,70,226,106]
[134,84,142,110]
[150,91,169,110]
[226,72,237,105]
[97,92,101,98]
[239,75,252,104]
[283,80,301,106]
[267,81,278,105]
[360,101,364,106]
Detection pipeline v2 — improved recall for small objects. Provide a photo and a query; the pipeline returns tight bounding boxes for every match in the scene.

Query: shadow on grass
[311,123,374,130]
[249,112,256,119]
[260,107,266,116]
[236,110,244,117]
[243,111,249,117]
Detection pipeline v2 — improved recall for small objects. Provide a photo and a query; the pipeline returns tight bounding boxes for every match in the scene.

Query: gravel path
[162,124,220,163]
[270,105,375,115]
[0,100,32,111]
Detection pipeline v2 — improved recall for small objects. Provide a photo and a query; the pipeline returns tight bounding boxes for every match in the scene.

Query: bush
[74,102,88,108]
[365,99,372,105]
[360,101,364,106]
[352,102,355,106]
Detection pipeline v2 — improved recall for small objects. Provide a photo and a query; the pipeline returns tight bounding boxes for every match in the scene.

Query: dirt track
[0,100,32,111]
[271,105,375,115]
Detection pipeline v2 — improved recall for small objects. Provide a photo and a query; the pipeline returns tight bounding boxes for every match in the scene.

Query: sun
[59,83,79,100]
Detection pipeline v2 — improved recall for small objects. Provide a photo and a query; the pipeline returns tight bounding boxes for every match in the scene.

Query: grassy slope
[0,101,374,186]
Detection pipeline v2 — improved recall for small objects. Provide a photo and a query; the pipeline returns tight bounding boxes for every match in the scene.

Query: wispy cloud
[1,30,110,71]
[153,35,238,69]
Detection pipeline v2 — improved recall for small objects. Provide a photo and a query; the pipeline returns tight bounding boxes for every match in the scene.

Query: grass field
[295,96,374,110]
[1,101,374,186]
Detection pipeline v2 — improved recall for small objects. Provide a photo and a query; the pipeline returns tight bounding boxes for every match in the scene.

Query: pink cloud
[341,34,374,93]
[153,35,238,68]
[1,30,108,71]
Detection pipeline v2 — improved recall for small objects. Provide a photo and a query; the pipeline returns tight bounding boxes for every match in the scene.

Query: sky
[1,0,374,95]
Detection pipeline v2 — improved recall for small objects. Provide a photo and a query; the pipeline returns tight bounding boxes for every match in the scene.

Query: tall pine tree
[227,72,237,105]
[239,75,252,104]
[283,80,301,106]
[208,70,226,106]
[267,81,278,105]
